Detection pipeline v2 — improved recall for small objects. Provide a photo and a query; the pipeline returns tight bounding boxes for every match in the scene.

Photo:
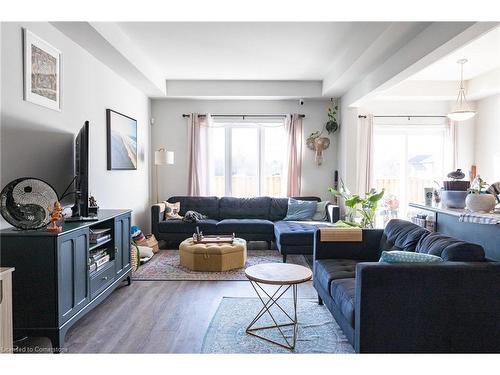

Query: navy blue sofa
[313,219,500,353]
[151,196,339,261]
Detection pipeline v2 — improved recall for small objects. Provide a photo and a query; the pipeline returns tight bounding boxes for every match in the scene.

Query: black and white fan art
[0,177,59,230]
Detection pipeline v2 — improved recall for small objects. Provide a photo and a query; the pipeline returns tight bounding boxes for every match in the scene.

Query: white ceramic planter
[465,193,496,213]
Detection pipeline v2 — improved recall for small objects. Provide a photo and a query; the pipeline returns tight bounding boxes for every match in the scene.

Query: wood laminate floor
[64,279,317,353]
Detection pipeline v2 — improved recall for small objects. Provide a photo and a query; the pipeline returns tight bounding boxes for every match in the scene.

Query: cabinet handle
[115,247,118,253]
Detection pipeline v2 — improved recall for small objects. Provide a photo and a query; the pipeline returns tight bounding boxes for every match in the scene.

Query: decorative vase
[465,193,496,213]
[441,190,468,209]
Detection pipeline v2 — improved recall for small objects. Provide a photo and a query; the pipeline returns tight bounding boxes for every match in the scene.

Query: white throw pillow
[312,201,329,221]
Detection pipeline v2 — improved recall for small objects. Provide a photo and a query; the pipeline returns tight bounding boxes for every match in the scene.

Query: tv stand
[0,209,132,352]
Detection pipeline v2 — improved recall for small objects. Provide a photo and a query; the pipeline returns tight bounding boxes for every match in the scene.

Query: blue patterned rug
[201,297,354,354]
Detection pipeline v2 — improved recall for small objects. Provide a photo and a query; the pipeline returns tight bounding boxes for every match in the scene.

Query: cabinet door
[114,218,123,276]
[58,229,90,324]
[121,214,131,272]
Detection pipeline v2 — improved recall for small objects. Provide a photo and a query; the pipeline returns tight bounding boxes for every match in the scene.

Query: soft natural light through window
[207,118,286,197]
[372,118,448,218]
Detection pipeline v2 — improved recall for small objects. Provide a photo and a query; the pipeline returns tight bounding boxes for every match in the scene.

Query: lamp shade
[155,149,174,165]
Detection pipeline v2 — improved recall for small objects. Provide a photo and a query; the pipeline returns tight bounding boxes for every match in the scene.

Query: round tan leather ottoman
[179,238,247,272]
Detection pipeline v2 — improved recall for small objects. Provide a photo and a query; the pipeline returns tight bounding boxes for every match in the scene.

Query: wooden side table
[0,267,14,354]
[244,263,312,350]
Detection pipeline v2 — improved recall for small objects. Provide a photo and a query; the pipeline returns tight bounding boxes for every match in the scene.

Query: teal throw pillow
[284,198,317,221]
[379,250,443,263]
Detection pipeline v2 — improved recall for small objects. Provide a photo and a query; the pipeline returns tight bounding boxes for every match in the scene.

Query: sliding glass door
[372,118,448,218]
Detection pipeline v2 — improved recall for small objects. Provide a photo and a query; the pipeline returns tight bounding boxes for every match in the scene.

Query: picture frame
[106,109,138,170]
[23,29,61,111]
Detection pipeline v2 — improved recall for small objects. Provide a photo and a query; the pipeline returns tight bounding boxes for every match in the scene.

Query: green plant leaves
[328,178,384,228]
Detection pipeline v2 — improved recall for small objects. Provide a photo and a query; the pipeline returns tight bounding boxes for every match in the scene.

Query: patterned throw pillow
[379,250,443,263]
[163,201,183,220]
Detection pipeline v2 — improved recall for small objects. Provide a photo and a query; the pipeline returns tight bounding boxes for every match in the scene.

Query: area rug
[201,297,354,353]
[132,250,311,281]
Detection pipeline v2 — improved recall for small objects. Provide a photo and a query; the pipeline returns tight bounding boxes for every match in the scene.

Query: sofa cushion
[283,198,317,221]
[314,259,359,293]
[379,250,443,263]
[167,196,220,219]
[274,221,324,246]
[269,196,321,221]
[216,219,275,234]
[219,197,271,219]
[415,232,485,261]
[330,278,356,327]
[157,219,218,234]
[379,219,430,254]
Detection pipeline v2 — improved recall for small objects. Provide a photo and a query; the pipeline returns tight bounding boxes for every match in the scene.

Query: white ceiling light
[447,59,476,121]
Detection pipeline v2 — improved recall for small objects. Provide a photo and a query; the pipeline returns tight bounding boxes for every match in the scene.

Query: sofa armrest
[151,203,166,239]
[313,228,383,261]
[355,262,500,353]
[325,203,340,223]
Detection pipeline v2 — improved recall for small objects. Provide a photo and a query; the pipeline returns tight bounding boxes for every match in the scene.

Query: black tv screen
[74,121,89,218]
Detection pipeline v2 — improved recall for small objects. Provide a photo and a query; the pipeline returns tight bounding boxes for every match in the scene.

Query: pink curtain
[285,114,303,196]
[187,114,210,196]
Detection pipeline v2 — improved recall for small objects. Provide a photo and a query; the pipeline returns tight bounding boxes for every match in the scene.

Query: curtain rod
[182,114,305,119]
[358,115,447,119]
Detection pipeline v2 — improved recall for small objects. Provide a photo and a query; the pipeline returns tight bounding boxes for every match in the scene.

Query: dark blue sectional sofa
[151,196,339,261]
[313,219,500,353]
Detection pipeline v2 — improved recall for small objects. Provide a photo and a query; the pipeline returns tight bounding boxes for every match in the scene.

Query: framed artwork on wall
[23,29,61,111]
[106,109,138,170]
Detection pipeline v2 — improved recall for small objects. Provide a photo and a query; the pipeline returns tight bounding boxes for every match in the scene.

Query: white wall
[151,99,338,201]
[1,22,152,230]
[474,94,500,183]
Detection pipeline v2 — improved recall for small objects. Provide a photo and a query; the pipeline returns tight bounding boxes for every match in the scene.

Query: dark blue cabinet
[0,209,132,352]
[58,228,90,325]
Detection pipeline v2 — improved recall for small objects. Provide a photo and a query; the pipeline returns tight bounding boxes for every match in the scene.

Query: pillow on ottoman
[284,198,317,221]
[379,250,443,263]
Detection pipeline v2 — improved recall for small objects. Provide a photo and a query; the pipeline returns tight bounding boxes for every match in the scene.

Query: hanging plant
[326,101,339,135]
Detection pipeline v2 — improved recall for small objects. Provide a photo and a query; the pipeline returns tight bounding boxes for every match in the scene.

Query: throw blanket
[183,210,207,223]
[459,212,500,225]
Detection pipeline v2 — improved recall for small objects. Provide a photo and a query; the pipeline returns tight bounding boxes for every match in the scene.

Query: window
[207,118,287,197]
[372,117,449,218]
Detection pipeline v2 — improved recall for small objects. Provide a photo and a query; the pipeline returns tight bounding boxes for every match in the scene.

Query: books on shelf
[90,234,111,245]
[89,228,111,243]
[88,249,111,273]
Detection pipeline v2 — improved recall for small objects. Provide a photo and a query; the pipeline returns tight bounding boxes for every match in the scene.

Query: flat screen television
[67,121,97,221]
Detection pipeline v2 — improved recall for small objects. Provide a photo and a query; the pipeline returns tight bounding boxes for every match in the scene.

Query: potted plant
[326,103,339,135]
[466,176,496,213]
[328,179,384,228]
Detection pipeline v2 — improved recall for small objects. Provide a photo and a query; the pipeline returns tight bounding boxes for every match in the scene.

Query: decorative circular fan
[0,177,59,230]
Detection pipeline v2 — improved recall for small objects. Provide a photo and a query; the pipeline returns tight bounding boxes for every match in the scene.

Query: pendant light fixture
[447,59,476,121]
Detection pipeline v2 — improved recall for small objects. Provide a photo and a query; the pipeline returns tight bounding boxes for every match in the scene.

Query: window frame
[209,118,286,197]
[372,117,449,216]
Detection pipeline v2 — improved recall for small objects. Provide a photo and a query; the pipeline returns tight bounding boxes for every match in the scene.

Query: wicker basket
[130,242,140,272]
[135,234,159,253]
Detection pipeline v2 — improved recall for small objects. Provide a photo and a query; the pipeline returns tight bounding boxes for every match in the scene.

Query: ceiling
[372,25,500,102]
[410,26,500,81]
[53,21,498,101]
[117,22,383,80]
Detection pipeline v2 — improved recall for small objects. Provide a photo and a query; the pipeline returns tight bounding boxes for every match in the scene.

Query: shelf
[89,237,112,251]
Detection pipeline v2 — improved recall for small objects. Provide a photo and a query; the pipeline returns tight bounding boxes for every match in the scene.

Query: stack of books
[90,228,111,245]
[88,248,110,273]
